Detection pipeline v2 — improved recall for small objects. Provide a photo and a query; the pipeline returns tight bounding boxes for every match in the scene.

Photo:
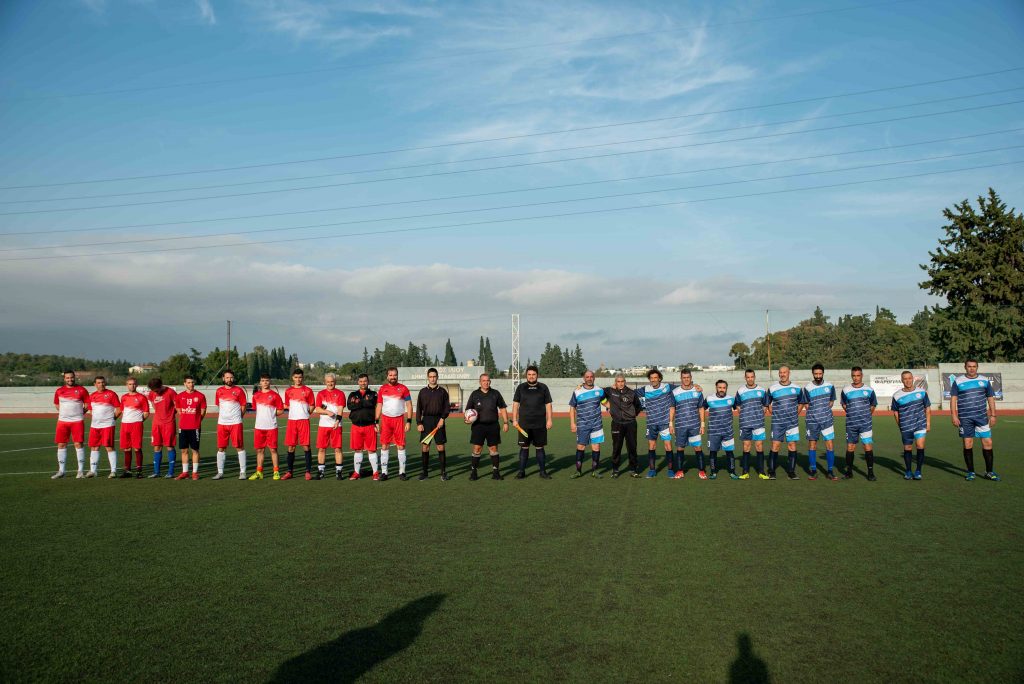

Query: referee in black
[464,373,509,480]
[512,365,553,479]
[415,368,451,481]
[604,374,643,478]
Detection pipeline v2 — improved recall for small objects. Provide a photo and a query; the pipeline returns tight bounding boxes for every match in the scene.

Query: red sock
[124,451,132,469]
[135,451,143,468]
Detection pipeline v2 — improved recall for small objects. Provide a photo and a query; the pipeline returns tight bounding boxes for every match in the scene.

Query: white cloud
[196,0,216,25]
[245,0,415,51]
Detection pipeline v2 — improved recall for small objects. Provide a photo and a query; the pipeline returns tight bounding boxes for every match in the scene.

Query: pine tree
[443,338,457,366]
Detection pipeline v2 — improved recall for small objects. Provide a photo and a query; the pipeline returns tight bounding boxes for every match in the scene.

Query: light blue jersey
[950,374,994,422]
[891,388,930,440]
[671,385,703,431]
[801,381,836,427]
[569,385,605,432]
[840,384,877,431]
[768,382,801,435]
[702,393,735,437]
[638,383,674,427]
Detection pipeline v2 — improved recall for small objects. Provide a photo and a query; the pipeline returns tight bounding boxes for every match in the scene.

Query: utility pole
[511,313,521,384]
[765,310,772,375]
[226,320,231,369]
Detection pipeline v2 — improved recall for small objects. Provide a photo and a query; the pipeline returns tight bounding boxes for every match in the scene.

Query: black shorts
[470,422,501,447]
[517,426,547,447]
[178,428,201,450]
[420,416,448,445]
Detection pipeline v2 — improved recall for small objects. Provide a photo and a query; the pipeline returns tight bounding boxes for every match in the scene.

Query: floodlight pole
[511,313,521,384]
[226,320,231,368]
[765,310,772,375]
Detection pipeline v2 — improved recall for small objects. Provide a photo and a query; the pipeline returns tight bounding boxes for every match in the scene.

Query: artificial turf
[0,416,1021,682]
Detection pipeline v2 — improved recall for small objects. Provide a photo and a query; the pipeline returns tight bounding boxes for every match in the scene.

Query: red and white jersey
[216,385,247,425]
[88,389,120,429]
[175,390,207,431]
[252,390,283,430]
[377,382,411,418]
[147,387,178,425]
[284,385,315,421]
[316,388,346,428]
[120,393,149,424]
[54,385,90,422]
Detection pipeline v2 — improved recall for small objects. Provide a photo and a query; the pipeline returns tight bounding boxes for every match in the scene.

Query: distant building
[128,364,156,375]
[705,364,732,372]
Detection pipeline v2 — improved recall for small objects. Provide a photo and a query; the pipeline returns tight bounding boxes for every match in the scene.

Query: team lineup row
[47,360,1001,483]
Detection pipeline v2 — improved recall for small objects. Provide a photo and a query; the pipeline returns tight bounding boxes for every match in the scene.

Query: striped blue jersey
[840,384,877,429]
[702,393,735,437]
[950,374,994,422]
[734,385,768,431]
[768,382,801,430]
[637,383,674,426]
[891,388,930,434]
[801,381,836,426]
[569,386,605,430]
[671,385,704,430]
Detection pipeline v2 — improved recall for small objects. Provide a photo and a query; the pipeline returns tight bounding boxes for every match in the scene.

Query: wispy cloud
[245,0,417,52]
[196,0,216,25]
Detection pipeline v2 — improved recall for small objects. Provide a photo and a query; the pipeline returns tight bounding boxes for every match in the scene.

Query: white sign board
[870,374,927,397]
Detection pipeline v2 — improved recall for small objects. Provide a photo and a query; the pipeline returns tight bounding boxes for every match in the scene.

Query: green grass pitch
[0,415,1021,682]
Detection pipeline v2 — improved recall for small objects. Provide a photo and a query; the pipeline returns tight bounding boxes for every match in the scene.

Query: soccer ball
[464,408,478,424]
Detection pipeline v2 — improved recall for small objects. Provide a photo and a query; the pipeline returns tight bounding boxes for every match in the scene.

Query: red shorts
[254,428,278,450]
[285,420,310,447]
[151,422,176,447]
[55,420,85,444]
[350,424,377,452]
[380,415,406,447]
[120,422,143,450]
[89,426,115,448]
[316,425,343,449]
[217,423,244,449]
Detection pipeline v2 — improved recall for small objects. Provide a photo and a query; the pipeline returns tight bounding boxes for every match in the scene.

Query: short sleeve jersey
[891,388,930,434]
[120,393,149,423]
[734,385,768,431]
[175,390,207,430]
[801,381,836,426]
[216,385,247,425]
[147,387,178,426]
[512,382,553,429]
[465,389,507,424]
[88,389,120,429]
[316,388,347,428]
[54,385,90,422]
[637,383,674,426]
[671,385,704,430]
[378,382,412,418]
[284,385,316,421]
[950,374,994,422]
[768,382,801,430]
[840,384,877,430]
[568,386,604,431]
[702,393,735,437]
[252,390,283,430]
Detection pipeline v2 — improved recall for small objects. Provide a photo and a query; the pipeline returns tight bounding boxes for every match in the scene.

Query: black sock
[591,449,600,471]
[741,451,750,473]
[865,450,874,473]
[536,448,547,473]
[709,451,718,473]
[575,449,585,471]
[518,448,528,473]
[648,449,656,470]
[696,450,705,471]
[673,449,685,472]
[286,450,295,473]
[982,448,994,472]
[963,447,975,473]
[490,453,500,471]
[787,452,796,473]
[903,450,913,471]
[471,455,480,471]
[303,449,312,473]
[769,450,778,473]
[438,450,447,473]
[727,452,735,474]
[421,451,429,474]
[845,452,854,471]
[915,448,925,471]
[757,450,765,473]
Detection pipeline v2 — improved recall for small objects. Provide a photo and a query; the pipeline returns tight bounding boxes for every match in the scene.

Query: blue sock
[696,450,705,471]
[768,451,778,472]
[916,448,925,472]
[825,449,834,470]
[788,452,797,473]
[903,450,913,471]
[167,448,176,476]
[153,451,162,475]
[808,449,817,472]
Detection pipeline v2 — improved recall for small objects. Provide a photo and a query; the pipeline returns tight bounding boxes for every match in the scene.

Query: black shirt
[512,381,552,429]
[603,386,642,423]
[346,389,378,426]
[416,385,450,422]
[465,388,507,424]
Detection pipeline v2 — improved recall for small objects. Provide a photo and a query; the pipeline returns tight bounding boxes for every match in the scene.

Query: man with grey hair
[313,372,346,480]
[603,374,642,477]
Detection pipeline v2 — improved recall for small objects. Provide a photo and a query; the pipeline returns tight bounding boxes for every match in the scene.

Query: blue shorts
[708,434,735,452]
[646,423,672,442]
[674,425,702,448]
[958,416,992,439]
[739,426,766,441]
[771,422,800,443]
[845,424,873,445]
[900,429,928,446]
[806,421,835,441]
[576,426,605,446]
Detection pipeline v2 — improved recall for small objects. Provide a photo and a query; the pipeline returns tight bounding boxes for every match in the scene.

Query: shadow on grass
[269,593,445,684]
[874,454,965,478]
[729,632,771,683]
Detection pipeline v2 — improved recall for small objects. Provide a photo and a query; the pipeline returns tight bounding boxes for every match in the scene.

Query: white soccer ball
[464,408,479,424]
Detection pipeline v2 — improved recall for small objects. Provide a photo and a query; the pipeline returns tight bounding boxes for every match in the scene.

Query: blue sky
[0,0,1022,367]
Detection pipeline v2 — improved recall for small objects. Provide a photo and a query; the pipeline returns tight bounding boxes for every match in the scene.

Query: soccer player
[603,374,642,478]
[800,363,836,480]
[703,380,738,480]
[250,374,284,480]
[86,376,120,479]
[313,372,346,480]
[671,369,704,479]
[119,377,149,478]
[734,369,769,479]
[767,365,801,480]
[512,365,553,479]
[174,375,206,480]
[950,359,1000,481]
[52,370,89,479]
[213,369,248,480]
[416,368,451,481]
[375,367,413,481]
[840,367,878,481]
[569,370,606,478]
[636,368,675,478]
[346,374,378,480]
[146,377,178,478]
[283,368,316,480]
[891,370,931,480]
[465,374,509,480]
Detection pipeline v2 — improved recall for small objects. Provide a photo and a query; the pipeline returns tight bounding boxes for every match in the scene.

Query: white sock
[57,448,67,473]
[107,451,117,473]
[217,451,226,474]
[75,448,85,472]
[182,461,190,474]
[368,452,379,474]
[353,451,363,473]
[237,451,247,473]
[398,449,407,474]
[380,449,389,474]
[89,451,99,472]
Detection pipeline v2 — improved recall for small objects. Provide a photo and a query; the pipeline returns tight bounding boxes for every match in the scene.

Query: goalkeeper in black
[511,365,553,479]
